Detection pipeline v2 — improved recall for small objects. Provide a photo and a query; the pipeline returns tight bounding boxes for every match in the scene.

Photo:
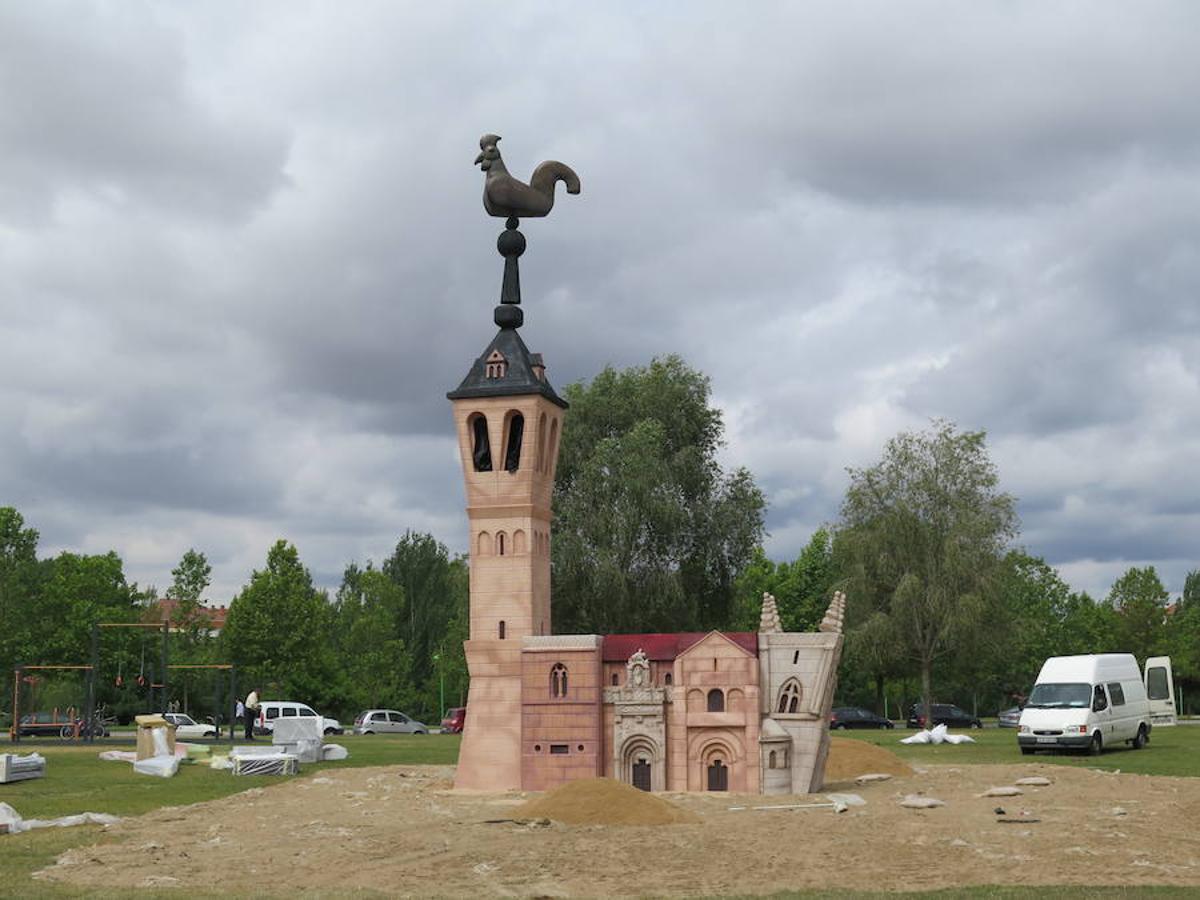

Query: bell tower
[448,215,568,790]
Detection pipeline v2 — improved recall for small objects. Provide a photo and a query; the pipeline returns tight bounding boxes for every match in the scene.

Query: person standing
[244,688,260,741]
[235,697,245,737]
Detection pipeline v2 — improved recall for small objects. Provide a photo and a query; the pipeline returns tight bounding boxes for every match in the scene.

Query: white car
[161,712,219,740]
[255,701,343,735]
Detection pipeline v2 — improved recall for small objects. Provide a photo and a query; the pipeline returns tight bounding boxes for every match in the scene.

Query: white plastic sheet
[321,743,348,761]
[133,755,180,778]
[900,723,975,745]
[1,802,119,834]
[151,726,169,757]
[232,753,298,776]
[98,750,138,762]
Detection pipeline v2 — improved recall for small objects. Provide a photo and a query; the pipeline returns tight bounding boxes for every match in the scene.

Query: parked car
[354,709,429,735]
[830,707,894,729]
[440,707,466,734]
[997,706,1023,728]
[906,703,983,730]
[161,712,218,739]
[255,701,343,736]
[17,712,70,738]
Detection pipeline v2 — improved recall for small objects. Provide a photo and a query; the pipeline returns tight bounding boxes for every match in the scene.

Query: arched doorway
[707,759,728,791]
[632,757,651,792]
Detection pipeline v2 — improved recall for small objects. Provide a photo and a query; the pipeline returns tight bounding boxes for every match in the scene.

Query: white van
[256,701,343,736]
[1017,654,1151,755]
[1144,656,1177,727]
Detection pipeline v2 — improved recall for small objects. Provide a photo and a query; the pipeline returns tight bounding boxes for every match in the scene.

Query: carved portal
[604,649,668,791]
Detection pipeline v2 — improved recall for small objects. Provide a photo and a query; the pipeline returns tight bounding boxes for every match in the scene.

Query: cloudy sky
[2,1,1197,604]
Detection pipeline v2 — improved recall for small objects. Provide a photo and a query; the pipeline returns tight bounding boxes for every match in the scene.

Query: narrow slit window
[498,620,506,640]
[471,415,492,472]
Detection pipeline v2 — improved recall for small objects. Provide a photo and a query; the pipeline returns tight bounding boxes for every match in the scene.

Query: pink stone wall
[520,647,603,791]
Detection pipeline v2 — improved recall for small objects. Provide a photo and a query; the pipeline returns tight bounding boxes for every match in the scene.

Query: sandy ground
[37,762,1200,896]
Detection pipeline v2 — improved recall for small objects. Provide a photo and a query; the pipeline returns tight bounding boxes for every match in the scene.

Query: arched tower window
[470,414,492,472]
[477,531,492,556]
[768,750,777,769]
[546,418,559,475]
[504,411,524,472]
[498,620,506,640]
[513,530,526,554]
[497,532,506,556]
[664,672,672,686]
[550,663,568,698]
[707,689,725,712]
[536,413,548,472]
[777,678,802,714]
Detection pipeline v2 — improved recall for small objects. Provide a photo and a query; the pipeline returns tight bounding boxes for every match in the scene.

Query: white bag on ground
[133,755,180,778]
[900,723,974,745]
[322,743,348,761]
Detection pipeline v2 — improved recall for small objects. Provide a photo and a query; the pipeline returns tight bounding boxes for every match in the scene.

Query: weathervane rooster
[475,133,580,219]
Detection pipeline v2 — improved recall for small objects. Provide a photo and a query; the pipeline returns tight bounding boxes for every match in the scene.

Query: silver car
[354,709,429,735]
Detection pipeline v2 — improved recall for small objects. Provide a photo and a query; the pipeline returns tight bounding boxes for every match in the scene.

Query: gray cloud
[2,2,1198,603]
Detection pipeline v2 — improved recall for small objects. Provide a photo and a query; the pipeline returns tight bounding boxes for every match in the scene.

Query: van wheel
[1088,732,1103,756]
[1132,726,1147,750]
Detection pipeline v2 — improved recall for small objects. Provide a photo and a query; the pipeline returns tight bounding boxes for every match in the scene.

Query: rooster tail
[530,161,581,201]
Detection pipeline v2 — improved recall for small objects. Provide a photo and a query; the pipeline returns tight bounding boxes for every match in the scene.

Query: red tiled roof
[602,632,758,662]
[146,599,229,631]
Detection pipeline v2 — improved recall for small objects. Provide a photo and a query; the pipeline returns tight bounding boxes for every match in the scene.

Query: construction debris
[0,753,46,784]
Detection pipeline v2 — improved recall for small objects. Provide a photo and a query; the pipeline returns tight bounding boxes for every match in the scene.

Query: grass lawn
[837,722,1200,778]
[0,733,459,898]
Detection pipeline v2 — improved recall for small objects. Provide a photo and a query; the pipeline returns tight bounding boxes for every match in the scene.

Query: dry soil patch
[37,762,1200,896]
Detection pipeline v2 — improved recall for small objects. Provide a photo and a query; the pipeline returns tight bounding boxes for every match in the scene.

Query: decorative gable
[485,350,508,379]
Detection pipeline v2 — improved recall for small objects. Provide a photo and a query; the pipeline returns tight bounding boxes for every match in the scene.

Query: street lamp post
[432,651,445,723]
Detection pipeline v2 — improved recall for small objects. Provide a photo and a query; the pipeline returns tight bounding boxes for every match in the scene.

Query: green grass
[834,723,1200,777]
[0,733,459,897]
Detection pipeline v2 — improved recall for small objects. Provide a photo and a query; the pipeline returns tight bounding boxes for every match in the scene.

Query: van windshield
[1027,683,1091,708]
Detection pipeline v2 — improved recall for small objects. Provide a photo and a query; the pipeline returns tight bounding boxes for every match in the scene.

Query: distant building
[145,599,228,636]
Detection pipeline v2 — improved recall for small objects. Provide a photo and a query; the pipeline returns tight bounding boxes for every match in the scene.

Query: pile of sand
[515,777,699,826]
[823,736,913,782]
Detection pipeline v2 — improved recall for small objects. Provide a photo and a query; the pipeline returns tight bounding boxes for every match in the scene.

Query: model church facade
[447,305,846,795]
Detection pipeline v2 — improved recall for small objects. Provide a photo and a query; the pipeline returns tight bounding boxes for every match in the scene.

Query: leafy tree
[1107,565,1169,664]
[0,508,41,685]
[552,356,765,634]
[166,548,216,711]
[732,530,837,632]
[839,420,1017,730]
[381,532,461,690]
[221,541,339,709]
[333,565,413,713]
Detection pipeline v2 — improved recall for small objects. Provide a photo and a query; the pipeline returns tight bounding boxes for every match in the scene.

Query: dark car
[906,703,983,730]
[17,712,72,737]
[830,707,894,730]
[440,707,466,734]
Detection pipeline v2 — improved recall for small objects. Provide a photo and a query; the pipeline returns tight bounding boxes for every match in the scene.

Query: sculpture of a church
[449,136,845,794]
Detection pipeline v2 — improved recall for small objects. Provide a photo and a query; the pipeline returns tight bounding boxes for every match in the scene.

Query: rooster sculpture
[475,134,580,218]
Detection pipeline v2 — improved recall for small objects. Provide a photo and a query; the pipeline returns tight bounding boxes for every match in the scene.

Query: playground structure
[9,620,237,745]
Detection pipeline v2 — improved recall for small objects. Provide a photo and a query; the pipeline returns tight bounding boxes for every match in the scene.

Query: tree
[381,532,461,691]
[732,530,837,632]
[0,508,41,684]
[221,541,339,708]
[552,356,766,634]
[839,420,1017,731]
[166,548,216,710]
[1107,566,1169,664]
[333,565,413,714]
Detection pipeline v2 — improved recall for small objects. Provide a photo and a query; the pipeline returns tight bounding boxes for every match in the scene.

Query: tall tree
[1107,565,1169,664]
[552,356,765,633]
[0,508,41,680]
[333,565,413,714]
[381,532,460,690]
[839,420,1018,731]
[221,541,339,708]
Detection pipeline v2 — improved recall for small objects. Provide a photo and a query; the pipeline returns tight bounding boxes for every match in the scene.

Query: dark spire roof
[447,327,567,408]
